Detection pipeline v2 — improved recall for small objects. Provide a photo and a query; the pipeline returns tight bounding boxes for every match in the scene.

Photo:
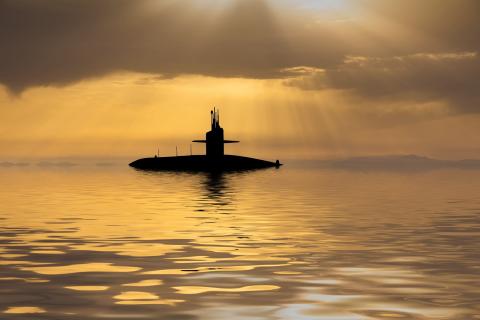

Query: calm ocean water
[1,163,479,319]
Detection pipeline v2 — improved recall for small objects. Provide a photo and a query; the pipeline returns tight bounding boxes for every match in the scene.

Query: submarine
[129,108,282,171]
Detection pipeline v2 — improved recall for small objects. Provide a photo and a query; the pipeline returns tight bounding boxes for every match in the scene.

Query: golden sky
[1,0,479,160]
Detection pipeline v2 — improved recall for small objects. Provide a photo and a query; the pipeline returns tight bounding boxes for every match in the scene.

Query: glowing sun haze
[1,0,479,160]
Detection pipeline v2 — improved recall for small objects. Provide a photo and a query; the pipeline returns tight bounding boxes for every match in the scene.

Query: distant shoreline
[2,155,480,171]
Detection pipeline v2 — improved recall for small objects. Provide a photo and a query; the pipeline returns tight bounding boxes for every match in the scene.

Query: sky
[1,0,479,160]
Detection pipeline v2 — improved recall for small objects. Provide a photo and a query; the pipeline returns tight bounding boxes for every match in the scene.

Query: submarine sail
[129,108,281,171]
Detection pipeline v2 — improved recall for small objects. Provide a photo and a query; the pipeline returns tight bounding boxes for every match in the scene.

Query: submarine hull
[129,155,280,172]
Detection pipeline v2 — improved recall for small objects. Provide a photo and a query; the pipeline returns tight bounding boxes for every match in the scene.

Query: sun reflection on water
[0,165,480,319]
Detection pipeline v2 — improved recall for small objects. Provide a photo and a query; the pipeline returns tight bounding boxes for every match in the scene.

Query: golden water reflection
[123,279,163,287]
[3,306,46,314]
[114,291,184,306]
[173,285,280,294]
[0,165,480,319]
[22,263,141,275]
[65,286,110,291]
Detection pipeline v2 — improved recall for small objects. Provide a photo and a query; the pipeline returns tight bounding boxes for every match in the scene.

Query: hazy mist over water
[1,164,480,319]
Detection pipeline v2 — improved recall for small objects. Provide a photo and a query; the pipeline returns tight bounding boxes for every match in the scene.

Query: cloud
[0,0,322,92]
[1,0,480,95]
[286,52,480,113]
[356,0,480,52]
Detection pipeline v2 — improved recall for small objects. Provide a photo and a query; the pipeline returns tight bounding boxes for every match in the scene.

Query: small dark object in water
[130,108,282,172]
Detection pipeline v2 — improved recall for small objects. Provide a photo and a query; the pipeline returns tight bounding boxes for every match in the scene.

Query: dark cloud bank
[1,0,479,112]
[287,52,480,113]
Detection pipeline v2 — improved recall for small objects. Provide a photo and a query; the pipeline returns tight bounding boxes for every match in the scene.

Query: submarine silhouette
[129,108,282,171]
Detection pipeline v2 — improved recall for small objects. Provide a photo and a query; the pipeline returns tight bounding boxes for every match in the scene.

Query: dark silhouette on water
[130,108,282,171]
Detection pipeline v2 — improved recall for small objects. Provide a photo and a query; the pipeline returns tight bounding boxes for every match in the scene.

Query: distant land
[0,160,119,168]
[313,155,480,171]
[0,161,79,167]
[285,155,480,171]
[1,155,480,171]
[0,161,30,167]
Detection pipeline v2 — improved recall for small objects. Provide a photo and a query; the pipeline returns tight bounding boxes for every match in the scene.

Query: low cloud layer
[0,0,318,92]
[286,52,480,113]
[1,0,479,96]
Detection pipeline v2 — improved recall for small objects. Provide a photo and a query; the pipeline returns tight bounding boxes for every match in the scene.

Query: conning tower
[193,108,239,159]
